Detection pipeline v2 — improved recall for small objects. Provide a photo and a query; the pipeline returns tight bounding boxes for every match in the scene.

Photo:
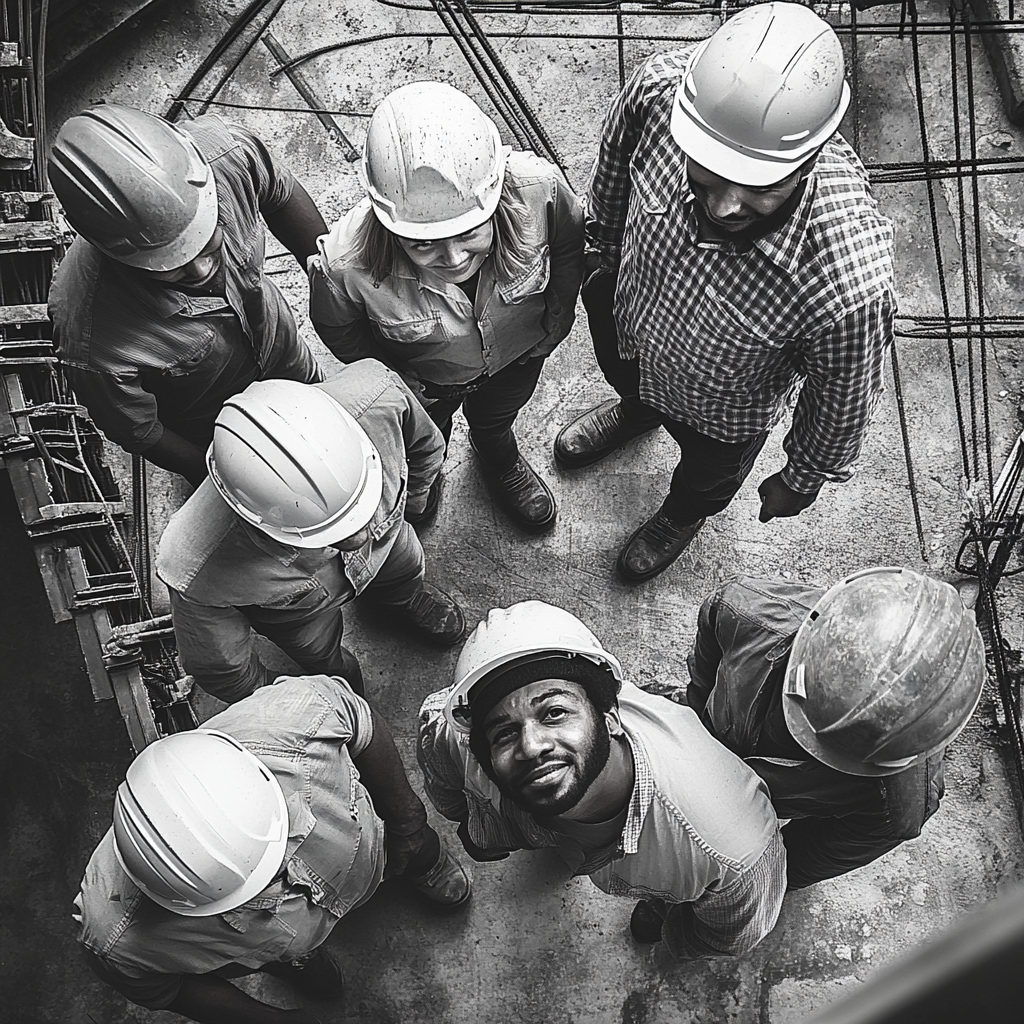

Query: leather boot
[406,474,443,526]
[471,438,556,532]
[617,510,705,582]
[393,581,466,647]
[406,840,472,908]
[554,399,660,468]
[629,899,667,944]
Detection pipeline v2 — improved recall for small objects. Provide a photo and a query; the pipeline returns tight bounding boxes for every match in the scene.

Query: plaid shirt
[418,680,785,960]
[587,49,896,493]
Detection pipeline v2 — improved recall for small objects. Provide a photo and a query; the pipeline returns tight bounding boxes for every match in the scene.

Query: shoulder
[156,481,239,588]
[620,686,776,867]
[317,359,414,427]
[629,47,694,106]
[706,576,825,637]
[805,137,895,297]
[180,113,252,163]
[318,198,374,273]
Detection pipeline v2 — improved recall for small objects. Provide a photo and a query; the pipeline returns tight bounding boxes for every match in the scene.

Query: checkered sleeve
[661,829,787,960]
[585,61,656,263]
[781,292,895,493]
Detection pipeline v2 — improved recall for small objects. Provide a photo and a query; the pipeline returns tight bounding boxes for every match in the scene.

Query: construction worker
[48,103,326,487]
[156,360,466,705]
[555,3,896,581]
[687,568,986,889]
[75,674,470,1022]
[418,601,787,958]
[310,82,584,531]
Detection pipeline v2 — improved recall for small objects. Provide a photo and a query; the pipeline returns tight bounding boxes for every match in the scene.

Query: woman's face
[396,221,494,284]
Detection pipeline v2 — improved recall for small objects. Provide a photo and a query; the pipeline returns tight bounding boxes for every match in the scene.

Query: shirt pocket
[689,286,792,391]
[375,315,442,344]
[161,329,216,377]
[502,246,550,303]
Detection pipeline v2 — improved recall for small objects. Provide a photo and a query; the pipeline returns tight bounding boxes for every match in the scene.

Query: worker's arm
[168,975,322,1024]
[528,168,585,358]
[169,589,274,703]
[771,293,895,516]
[661,830,787,960]
[141,427,207,487]
[393,375,446,518]
[307,245,381,364]
[263,179,328,270]
[685,589,727,715]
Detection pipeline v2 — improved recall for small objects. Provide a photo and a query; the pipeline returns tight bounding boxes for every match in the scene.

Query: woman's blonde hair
[356,171,535,286]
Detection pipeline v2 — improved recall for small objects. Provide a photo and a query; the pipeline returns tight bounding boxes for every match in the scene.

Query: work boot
[393,582,466,647]
[629,899,667,944]
[554,398,660,468]
[406,840,472,908]
[617,510,706,582]
[471,438,556,532]
[406,474,443,527]
[261,946,345,1000]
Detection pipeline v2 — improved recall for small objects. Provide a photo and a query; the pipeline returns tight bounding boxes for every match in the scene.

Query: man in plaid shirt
[555,3,895,581]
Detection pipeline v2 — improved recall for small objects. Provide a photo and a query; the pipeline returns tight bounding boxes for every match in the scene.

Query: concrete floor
[4,1,1023,1022]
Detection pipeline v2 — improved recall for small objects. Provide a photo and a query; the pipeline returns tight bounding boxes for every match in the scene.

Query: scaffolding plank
[0,303,48,324]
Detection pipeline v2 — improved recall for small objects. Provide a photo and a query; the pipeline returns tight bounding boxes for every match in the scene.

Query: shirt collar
[617,726,655,856]
[680,165,816,275]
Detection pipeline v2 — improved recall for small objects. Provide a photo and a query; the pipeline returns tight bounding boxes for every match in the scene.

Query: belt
[420,374,488,401]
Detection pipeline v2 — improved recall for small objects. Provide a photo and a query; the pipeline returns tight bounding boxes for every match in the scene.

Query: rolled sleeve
[662,829,786,960]
[81,947,182,1011]
[782,294,894,493]
[226,121,296,214]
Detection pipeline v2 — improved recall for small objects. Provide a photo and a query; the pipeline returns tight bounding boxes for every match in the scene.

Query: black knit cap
[466,654,619,774]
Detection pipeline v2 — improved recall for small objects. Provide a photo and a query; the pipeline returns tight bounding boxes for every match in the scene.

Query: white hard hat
[112,729,288,917]
[671,2,851,186]
[362,81,507,240]
[208,379,384,549]
[784,567,986,777]
[444,601,622,732]
[49,104,218,271]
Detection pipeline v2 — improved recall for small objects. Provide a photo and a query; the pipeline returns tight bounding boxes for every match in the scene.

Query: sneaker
[471,438,556,532]
[406,841,472,908]
[617,512,705,583]
[261,945,344,1000]
[629,899,667,944]
[394,582,466,647]
[554,399,660,468]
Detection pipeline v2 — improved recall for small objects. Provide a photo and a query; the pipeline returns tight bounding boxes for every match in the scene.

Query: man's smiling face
[483,679,611,817]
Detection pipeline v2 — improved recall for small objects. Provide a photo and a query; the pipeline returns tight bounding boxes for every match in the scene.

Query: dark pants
[750,753,945,889]
[583,271,768,526]
[425,356,546,473]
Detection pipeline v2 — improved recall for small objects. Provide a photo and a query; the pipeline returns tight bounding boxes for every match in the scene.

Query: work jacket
[75,675,384,1010]
[308,151,584,397]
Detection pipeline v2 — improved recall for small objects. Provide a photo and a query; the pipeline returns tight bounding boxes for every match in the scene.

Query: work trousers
[424,356,546,473]
[583,271,768,526]
[171,522,425,703]
[749,753,944,890]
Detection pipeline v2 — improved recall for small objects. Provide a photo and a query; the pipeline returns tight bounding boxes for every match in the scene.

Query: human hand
[757,472,819,523]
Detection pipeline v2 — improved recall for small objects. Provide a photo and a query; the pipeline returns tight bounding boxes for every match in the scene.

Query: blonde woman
[309,82,584,531]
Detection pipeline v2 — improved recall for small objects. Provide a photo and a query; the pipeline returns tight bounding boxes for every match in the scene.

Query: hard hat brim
[670,47,851,187]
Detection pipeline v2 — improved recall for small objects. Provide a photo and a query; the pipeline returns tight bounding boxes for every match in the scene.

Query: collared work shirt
[686,576,943,887]
[308,151,584,394]
[50,114,320,453]
[418,680,785,959]
[587,49,896,492]
[75,675,385,1010]
[157,360,444,700]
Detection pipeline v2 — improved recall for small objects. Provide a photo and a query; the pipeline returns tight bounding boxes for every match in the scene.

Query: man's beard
[493,715,611,817]
[693,176,810,247]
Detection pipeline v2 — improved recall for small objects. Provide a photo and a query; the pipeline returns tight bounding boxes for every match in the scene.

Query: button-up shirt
[418,679,785,960]
[308,151,584,395]
[75,675,384,1010]
[588,49,896,493]
[50,114,320,453]
[156,360,444,700]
